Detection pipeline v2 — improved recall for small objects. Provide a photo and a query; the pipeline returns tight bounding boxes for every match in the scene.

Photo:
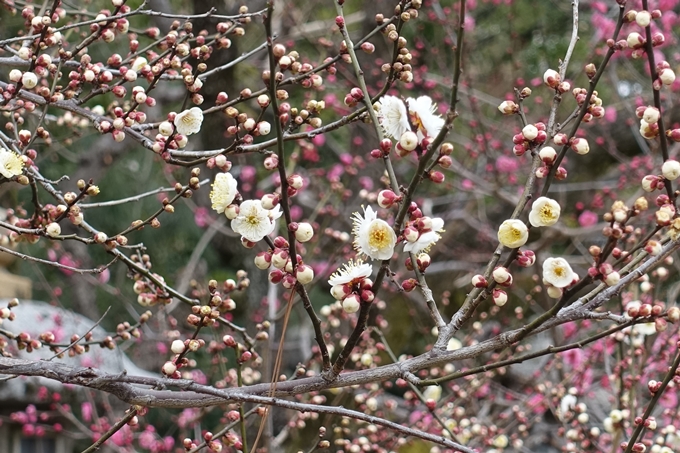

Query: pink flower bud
[361,42,375,53]
[295,264,314,284]
[626,32,646,49]
[429,171,445,183]
[350,87,364,100]
[401,278,417,292]
[641,175,660,192]
[377,189,400,208]
[264,155,279,170]
[361,289,374,302]
[513,144,526,156]
[516,250,536,267]
[492,266,511,284]
[471,274,488,288]
[268,269,284,284]
[416,253,431,271]
[543,69,561,89]
[288,174,304,189]
[652,32,665,47]
[254,252,272,270]
[570,137,590,155]
[493,289,508,306]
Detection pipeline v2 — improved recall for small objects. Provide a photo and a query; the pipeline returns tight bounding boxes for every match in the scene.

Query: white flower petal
[352,206,397,261]
[174,107,204,136]
[328,260,373,286]
[529,197,561,227]
[497,219,528,248]
[209,172,238,214]
[407,96,444,139]
[0,149,24,179]
[377,95,410,139]
[542,257,574,288]
[231,199,277,242]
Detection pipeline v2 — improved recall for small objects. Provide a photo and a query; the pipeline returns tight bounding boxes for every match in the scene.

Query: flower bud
[331,284,350,300]
[401,278,418,292]
[378,189,400,208]
[570,138,590,155]
[493,289,508,306]
[171,340,185,354]
[543,68,561,89]
[643,107,660,124]
[604,271,620,286]
[659,68,675,85]
[662,160,680,180]
[492,266,511,284]
[295,264,314,284]
[636,10,652,27]
[627,32,645,49]
[399,131,418,151]
[497,100,518,115]
[294,222,314,242]
[522,124,538,141]
[254,252,272,270]
[539,146,557,164]
[21,71,38,89]
[342,294,361,313]
[471,274,487,288]
[46,222,61,237]
[162,361,177,375]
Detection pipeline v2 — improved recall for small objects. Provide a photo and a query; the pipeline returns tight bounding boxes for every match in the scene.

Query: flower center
[510,227,522,240]
[554,266,565,277]
[368,222,390,249]
[540,206,554,221]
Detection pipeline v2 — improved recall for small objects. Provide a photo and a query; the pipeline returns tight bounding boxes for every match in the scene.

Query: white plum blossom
[174,107,204,136]
[352,206,397,260]
[131,57,148,73]
[377,95,445,141]
[542,257,575,288]
[423,386,442,402]
[46,223,61,237]
[529,197,561,227]
[407,96,445,139]
[209,172,238,214]
[328,260,373,287]
[231,199,282,242]
[377,95,410,139]
[497,219,528,248]
[0,149,24,179]
[403,217,445,254]
[447,337,462,351]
